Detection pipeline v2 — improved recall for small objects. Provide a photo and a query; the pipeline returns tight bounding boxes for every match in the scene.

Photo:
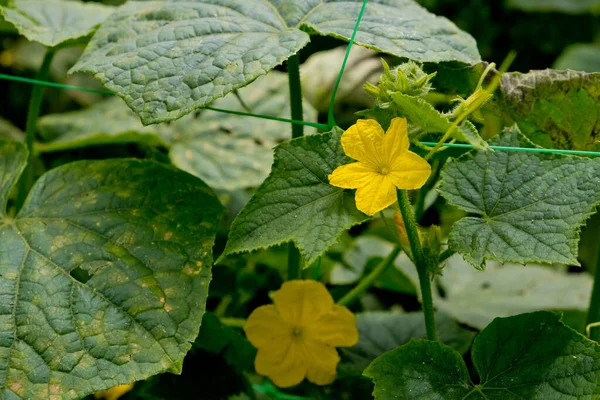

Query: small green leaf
[0,139,224,399]
[0,0,114,48]
[436,255,593,330]
[71,0,480,125]
[439,126,600,268]
[390,92,489,150]
[365,311,600,399]
[0,117,24,142]
[506,0,600,14]
[218,128,370,266]
[554,44,600,73]
[500,69,600,151]
[338,311,475,376]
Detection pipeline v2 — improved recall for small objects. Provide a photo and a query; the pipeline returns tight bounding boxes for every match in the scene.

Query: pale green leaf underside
[500,69,600,151]
[0,0,114,47]
[338,311,475,376]
[506,0,600,14]
[554,44,600,73]
[364,311,600,399]
[218,128,370,266]
[71,0,481,125]
[436,255,593,330]
[0,139,223,399]
[438,126,600,268]
[38,72,317,191]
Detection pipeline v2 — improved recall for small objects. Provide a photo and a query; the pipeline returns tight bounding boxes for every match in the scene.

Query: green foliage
[365,311,600,399]
[500,69,600,151]
[439,126,600,269]
[0,139,223,398]
[219,128,370,266]
[0,0,114,48]
[71,0,480,124]
[338,311,475,376]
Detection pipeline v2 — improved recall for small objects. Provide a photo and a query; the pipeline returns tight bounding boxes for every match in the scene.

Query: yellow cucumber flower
[328,118,431,216]
[244,280,358,388]
[94,384,134,400]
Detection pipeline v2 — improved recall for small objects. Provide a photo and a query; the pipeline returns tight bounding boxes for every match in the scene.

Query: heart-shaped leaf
[0,139,223,399]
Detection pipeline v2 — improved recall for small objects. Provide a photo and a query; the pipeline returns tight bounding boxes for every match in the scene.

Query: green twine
[418,141,600,157]
[327,0,369,129]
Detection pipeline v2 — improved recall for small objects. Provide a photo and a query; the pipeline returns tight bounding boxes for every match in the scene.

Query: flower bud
[364,60,437,105]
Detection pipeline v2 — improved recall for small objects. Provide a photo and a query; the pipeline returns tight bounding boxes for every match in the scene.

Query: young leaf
[0,0,114,48]
[71,0,481,125]
[0,139,224,399]
[364,311,600,399]
[438,126,600,269]
[500,69,600,150]
[338,311,475,376]
[218,128,370,266]
[390,92,489,150]
[436,255,593,330]
[506,0,600,14]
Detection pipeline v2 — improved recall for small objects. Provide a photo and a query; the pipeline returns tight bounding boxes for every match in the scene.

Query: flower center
[291,326,304,339]
[380,167,390,175]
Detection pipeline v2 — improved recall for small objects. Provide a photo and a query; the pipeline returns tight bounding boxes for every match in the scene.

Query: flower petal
[328,162,379,189]
[255,342,306,388]
[306,305,359,347]
[301,340,340,386]
[389,151,432,190]
[244,305,290,348]
[354,174,397,216]
[341,119,384,167]
[383,117,410,164]
[273,280,334,325]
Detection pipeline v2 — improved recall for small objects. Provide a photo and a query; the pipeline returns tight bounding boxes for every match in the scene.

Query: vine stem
[16,48,55,211]
[287,54,304,280]
[337,247,402,306]
[397,189,438,341]
[587,243,600,341]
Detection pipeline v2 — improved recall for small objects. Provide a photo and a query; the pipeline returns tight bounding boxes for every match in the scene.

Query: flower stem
[286,54,304,279]
[397,189,438,341]
[220,317,247,328]
[16,48,55,211]
[337,246,402,307]
[587,243,600,341]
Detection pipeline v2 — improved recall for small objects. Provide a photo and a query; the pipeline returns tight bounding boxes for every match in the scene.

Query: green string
[0,72,329,130]
[418,141,600,157]
[327,0,369,129]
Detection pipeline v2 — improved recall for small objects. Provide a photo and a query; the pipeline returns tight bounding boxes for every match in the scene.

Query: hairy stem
[286,54,304,279]
[397,190,438,341]
[337,246,402,306]
[16,48,55,210]
[587,244,600,341]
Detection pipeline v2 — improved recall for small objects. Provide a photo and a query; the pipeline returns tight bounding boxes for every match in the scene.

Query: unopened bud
[364,60,437,105]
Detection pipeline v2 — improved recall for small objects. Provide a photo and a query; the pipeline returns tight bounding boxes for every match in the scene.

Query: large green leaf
[217,128,370,266]
[438,126,600,269]
[554,44,600,73]
[364,311,600,399]
[500,69,600,151]
[436,255,593,330]
[338,311,475,376]
[71,0,481,125]
[0,139,223,399]
[506,0,600,14]
[38,72,317,191]
[0,0,114,48]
